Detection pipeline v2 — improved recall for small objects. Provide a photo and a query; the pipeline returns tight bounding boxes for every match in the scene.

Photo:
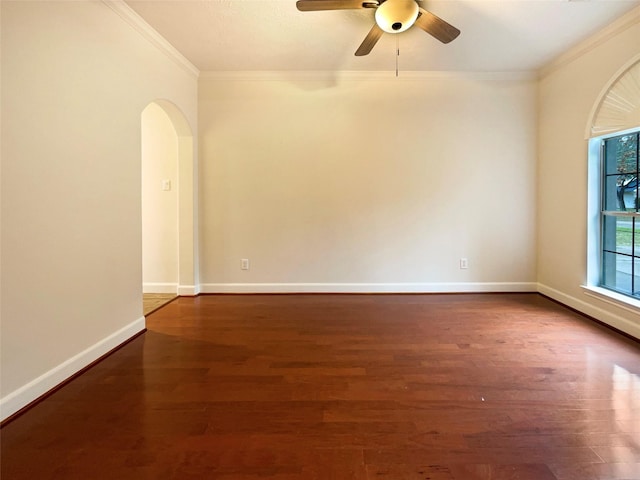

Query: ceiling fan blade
[415,7,460,44]
[296,0,378,11]
[355,23,384,56]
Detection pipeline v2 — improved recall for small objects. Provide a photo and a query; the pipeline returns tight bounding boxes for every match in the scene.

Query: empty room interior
[1,0,640,479]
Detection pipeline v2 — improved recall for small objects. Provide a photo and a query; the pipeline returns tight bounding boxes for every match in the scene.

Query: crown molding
[198,70,536,82]
[539,5,640,79]
[101,0,199,79]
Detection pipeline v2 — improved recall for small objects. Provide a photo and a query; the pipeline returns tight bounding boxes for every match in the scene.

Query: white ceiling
[125,0,640,73]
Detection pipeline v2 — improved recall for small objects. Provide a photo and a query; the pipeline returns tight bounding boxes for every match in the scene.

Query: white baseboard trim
[537,283,640,339]
[199,282,538,294]
[178,284,199,296]
[0,316,146,422]
[143,283,178,294]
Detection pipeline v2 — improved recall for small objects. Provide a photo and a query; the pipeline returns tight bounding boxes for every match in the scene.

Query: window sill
[581,285,640,315]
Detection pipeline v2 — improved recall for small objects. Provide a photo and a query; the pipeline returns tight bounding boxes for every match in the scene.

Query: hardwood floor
[143,293,178,316]
[1,293,639,479]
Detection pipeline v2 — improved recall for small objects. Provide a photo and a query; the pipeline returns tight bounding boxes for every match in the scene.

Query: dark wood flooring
[1,293,639,479]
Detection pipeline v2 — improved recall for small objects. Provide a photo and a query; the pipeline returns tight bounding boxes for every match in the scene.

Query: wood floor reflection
[2,293,639,479]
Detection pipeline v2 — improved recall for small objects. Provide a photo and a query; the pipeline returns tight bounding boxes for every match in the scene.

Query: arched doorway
[141,100,196,312]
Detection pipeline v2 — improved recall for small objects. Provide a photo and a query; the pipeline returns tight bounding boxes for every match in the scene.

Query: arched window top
[589,58,640,138]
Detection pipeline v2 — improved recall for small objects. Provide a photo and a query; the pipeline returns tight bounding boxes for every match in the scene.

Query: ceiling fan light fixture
[375,0,419,34]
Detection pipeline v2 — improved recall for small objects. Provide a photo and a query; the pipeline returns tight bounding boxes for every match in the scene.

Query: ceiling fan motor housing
[375,0,419,33]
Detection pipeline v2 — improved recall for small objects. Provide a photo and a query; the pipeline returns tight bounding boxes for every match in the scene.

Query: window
[601,130,640,297]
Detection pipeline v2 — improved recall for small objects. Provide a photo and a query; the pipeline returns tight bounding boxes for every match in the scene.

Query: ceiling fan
[296,0,460,56]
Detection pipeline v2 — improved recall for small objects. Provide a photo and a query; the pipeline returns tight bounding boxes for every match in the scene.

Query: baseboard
[144,283,199,296]
[537,283,640,339]
[143,283,178,294]
[177,284,199,296]
[199,282,538,294]
[0,316,146,423]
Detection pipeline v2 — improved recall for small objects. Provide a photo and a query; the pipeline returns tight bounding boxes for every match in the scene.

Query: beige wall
[0,1,198,419]
[2,0,637,423]
[198,72,538,292]
[142,102,179,292]
[537,15,640,337]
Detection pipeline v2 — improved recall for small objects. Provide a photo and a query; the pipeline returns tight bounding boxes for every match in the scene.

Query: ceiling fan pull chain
[396,35,399,77]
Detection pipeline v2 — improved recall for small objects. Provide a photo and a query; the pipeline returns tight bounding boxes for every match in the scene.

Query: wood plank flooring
[1,293,639,479]
[143,293,178,316]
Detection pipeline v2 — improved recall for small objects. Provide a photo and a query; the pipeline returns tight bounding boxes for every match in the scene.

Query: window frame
[597,129,640,299]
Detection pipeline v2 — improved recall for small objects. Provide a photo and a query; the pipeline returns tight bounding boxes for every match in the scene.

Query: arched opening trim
[143,99,197,296]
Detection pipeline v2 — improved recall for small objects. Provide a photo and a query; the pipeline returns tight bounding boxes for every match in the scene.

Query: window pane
[602,251,632,294]
[600,132,640,298]
[634,258,640,297]
[604,134,639,212]
[604,134,638,175]
[603,174,634,211]
[602,215,633,254]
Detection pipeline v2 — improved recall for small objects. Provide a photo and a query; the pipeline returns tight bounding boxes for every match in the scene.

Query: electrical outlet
[460,258,468,269]
[241,258,250,270]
